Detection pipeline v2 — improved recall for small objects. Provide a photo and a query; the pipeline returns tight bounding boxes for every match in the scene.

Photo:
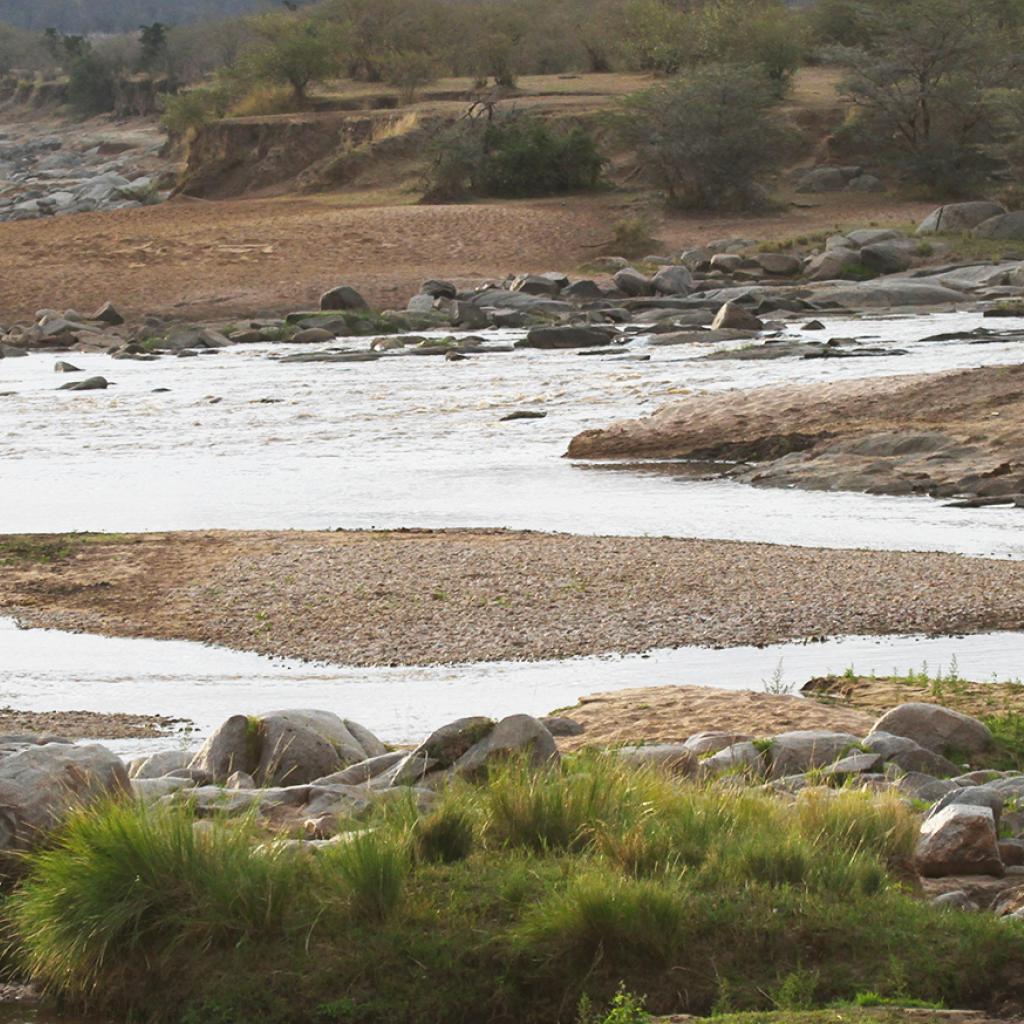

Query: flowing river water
[1,308,1024,751]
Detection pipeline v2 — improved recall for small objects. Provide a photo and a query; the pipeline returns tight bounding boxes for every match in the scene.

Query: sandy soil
[0,707,189,740]
[803,674,1024,719]
[554,685,878,751]
[3,530,1024,667]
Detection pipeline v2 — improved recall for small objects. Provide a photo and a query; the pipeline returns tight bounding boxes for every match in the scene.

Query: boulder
[412,717,495,768]
[128,749,193,780]
[700,741,765,777]
[916,201,1007,236]
[319,285,368,311]
[512,274,562,297]
[859,242,912,275]
[683,731,752,756]
[190,710,384,786]
[891,770,958,803]
[53,360,81,373]
[930,786,1004,829]
[709,253,744,273]
[58,376,109,391]
[452,715,558,780]
[318,752,405,786]
[711,302,763,331]
[932,890,980,911]
[652,265,694,296]
[863,731,959,776]
[613,267,654,297]
[810,281,965,308]
[614,744,696,776]
[756,253,802,276]
[804,247,861,282]
[0,743,128,854]
[421,279,457,299]
[973,211,1024,240]
[539,716,584,737]
[450,300,490,329]
[796,167,848,193]
[846,229,905,248]
[916,805,1004,878]
[766,730,862,779]
[91,301,124,326]
[872,703,993,759]
[406,294,436,314]
[564,279,605,301]
[292,327,334,344]
[516,326,614,349]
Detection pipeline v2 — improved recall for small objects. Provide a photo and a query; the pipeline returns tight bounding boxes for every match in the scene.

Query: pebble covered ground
[3,529,1024,666]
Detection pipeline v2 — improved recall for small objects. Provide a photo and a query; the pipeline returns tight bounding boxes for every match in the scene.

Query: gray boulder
[756,253,802,276]
[516,326,614,349]
[319,285,368,311]
[890,770,958,802]
[452,715,558,780]
[846,228,905,247]
[317,752,405,786]
[796,167,848,193]
[847,174,885,193]
[916,201,1006,235]
[413,717,494,768]
[916,805,1004,878]
[512,274,562,297]
[711,301,762,331]
[190,710,385,786]
[973,211,1024,240]
[700,741,765,777]
[614,744,696,776]
[91,301,124,326]
[859,242,912,275]
[930,786,1005,829]
[613,267,653,296]
[0,743,128,854]
[132,777,194,802]
[804,247,861,282]
[539,716,584,737]
[652,265,694,296]
[58,376,109,391]
[766,730,862,779]
[683,731,752,756]
[563,279,605,301]
[863,731,959,776]
[128,749,193,780]
[872,703,993,759]
[932,890,980,911]
[450,300,490,329]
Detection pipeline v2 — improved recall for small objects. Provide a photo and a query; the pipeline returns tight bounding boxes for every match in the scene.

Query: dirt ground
[555,685,878,751]
[4,530,1024,667]
[0,188,936,324]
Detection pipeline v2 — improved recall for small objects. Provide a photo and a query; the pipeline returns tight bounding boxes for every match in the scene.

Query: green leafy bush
[423,114,604,201]
[616,64,795,210]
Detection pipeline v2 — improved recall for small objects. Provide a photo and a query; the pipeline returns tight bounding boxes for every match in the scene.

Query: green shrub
[616,64,795,210]
[423,113,604,202]
[161,87,231,137]
[67,52,116,116]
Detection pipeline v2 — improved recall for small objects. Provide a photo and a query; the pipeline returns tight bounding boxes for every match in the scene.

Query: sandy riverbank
[3,530,1024,667]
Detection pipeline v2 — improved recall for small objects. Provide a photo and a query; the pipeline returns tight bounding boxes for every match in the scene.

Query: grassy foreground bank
[5,755,1023,1023]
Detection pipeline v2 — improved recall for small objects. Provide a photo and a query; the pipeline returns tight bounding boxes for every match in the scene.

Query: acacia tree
[239,12,346,104]
[835,0,1021,192]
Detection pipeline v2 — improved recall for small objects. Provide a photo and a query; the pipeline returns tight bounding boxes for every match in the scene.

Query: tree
[238,12,345,103]
[835,0,1020,193]
[616,63,795,209]
[139,22,169,70]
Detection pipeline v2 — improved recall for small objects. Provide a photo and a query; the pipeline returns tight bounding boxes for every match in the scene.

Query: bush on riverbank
[6,755,1023,1022]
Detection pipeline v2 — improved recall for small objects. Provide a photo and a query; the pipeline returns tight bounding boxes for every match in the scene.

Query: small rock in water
[58,376,110,391]
[501,410,547,422]
[53,361,82,373]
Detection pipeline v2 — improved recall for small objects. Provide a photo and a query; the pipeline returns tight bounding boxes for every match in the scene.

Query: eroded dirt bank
[3,530,1024,666]
[568,363,1024,503]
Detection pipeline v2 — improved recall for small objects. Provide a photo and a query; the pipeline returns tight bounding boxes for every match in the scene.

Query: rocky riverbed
[0,118,171,223]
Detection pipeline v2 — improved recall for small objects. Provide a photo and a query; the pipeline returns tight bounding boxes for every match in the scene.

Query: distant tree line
[0,0,272,33]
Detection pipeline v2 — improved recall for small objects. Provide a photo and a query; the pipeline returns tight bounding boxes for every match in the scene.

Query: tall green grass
[5,757,1024,1022]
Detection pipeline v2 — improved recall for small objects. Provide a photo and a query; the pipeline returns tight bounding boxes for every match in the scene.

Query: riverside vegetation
[1,696,1024,1023]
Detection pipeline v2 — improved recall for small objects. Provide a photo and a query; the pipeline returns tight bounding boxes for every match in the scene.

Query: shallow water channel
[4,616,1022,758]
[2,308,1024,749]
[2,310,1024,554]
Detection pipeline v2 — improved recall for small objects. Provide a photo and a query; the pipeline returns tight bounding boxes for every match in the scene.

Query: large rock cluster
[0,128,169,223]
